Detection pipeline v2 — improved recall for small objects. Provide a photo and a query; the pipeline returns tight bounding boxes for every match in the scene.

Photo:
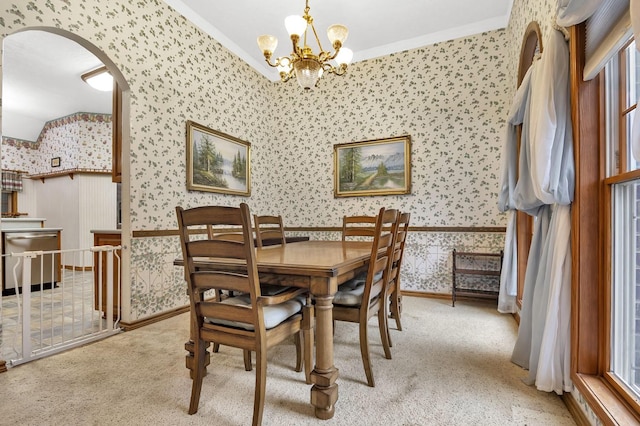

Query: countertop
[1,228,62,233]
[90,230,122,234]
[2,217,47,222]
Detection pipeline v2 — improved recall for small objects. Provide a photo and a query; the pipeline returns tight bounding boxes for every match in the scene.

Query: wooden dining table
[176,240,373,420]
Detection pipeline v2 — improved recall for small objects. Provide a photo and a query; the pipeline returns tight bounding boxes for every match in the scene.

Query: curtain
[500,29,575,395]
[497,211,517,313]
[556,0,604,27]
[497,65,535,313]
[1,171,23,192]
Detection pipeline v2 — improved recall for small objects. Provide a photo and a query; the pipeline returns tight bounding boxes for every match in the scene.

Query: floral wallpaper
[0,0,606,423]
[1,1,508,319]
[1,112,112,173]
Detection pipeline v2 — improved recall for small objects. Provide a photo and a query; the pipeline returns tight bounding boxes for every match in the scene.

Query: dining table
[175,239,373,420]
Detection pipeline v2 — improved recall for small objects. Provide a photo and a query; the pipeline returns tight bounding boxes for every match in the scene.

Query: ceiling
[164,0,514,81]
[1,0,513,142]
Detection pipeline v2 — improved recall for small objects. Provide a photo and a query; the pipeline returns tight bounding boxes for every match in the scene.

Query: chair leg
[212,342,220,353]
[379,304,392,360]
[392,291,403,331]
[359,320,375,387]
[244,350,252,371]
[188,338,207,415]
[252,348,267,426]
[303,298,314,384]
[294,332,303,373]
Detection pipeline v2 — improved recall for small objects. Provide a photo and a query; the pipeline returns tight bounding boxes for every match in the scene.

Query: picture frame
[186,120,251,196]
[334,135,411,197]
[51,157,61,168]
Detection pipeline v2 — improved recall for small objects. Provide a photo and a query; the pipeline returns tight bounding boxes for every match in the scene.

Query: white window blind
[584,0,633,80]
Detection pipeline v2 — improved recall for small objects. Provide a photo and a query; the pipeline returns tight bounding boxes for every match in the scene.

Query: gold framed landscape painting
[186,120,251,196]
[334,135,411,197]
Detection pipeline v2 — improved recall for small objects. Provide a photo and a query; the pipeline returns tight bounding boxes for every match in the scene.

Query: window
[605,39,640,405]
[0,171,23,217]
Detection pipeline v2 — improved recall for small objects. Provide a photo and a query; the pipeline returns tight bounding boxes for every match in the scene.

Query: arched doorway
[0,28,130,370]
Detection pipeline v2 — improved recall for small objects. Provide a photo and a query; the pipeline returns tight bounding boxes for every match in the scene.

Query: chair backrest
[253,214,286,248]
[362,208,400,305]
[342,214,377,241]
[176,203,265,331]
[387,212,410,291]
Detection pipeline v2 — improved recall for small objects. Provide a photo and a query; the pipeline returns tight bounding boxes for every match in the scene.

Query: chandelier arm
[280,69,294,83]
[263,57,281,68]
[333,64,348,76]
[323,44,342,62]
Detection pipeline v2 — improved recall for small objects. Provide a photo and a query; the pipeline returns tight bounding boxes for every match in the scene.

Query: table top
[255,240,372,277]
[176,240,372,279]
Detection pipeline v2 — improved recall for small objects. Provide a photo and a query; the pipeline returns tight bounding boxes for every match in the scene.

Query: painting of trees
[187,121,251,195]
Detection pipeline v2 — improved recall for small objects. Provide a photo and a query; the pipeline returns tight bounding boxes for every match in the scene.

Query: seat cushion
[260,284,291,296]
[350,270,383,287]
[334,270,384,306]
[333,280,365,306]
[205,295,303,330]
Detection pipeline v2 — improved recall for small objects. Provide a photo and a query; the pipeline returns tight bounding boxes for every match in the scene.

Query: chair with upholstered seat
[332,207,399,387]
[253,212,314,383]
[341,214,377,241]
[176,203,311,425]
[253,214,286,248]
[385,212,410,341]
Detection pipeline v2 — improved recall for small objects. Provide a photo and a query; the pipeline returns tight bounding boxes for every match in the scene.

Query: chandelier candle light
[257,0,353,90]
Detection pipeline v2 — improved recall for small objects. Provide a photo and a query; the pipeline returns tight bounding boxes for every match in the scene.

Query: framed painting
[186,120,251,196]
[334,135,411,197]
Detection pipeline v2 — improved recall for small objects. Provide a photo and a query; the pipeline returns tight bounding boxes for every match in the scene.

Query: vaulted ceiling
[1,1,513,142]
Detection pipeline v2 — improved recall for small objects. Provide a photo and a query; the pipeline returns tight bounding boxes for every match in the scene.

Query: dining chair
[176,203,311,425]
[341,214,377,241]
[332,207,399,387]
[253,212,314,383]
[385,212,410,343]
[253,214,286,248]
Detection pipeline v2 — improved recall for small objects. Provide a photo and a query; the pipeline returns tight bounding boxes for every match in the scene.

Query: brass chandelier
[257,0,353,90]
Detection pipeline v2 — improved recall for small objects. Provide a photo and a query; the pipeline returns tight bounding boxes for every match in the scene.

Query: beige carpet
[0,297,576,425]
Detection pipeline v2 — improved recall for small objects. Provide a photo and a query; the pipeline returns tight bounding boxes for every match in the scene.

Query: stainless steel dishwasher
[2,229,61,296]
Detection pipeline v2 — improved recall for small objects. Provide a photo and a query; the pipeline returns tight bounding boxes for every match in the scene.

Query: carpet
[0,296,576,425]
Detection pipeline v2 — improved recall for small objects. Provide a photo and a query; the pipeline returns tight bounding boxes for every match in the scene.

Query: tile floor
[0,269,114,363]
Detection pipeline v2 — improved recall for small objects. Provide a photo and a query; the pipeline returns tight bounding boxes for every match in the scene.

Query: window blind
[584,0,633,80]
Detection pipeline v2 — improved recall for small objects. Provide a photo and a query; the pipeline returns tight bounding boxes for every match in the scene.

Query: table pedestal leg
[310,294,339,419]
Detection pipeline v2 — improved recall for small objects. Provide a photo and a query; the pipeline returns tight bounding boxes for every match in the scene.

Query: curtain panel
[1,171,24,192]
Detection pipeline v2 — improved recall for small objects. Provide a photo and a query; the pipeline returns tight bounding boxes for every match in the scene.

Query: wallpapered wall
[0,0,602,423]
[2,112,112,173]
[265,32,510,228]
[0,0,510,321]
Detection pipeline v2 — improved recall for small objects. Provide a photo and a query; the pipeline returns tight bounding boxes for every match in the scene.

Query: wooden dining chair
[341,214,377,241]
[253,214,286,248]
[253,212,314,382]
[385,212,410,343]
[176,203,311,426]
[332,207,399,387]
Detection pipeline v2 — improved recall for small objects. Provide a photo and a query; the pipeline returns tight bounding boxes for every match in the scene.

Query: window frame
[601,38,640,413]
[571,23,640,423]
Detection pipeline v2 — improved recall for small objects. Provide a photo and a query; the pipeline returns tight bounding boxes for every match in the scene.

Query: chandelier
[256,0,353,90]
